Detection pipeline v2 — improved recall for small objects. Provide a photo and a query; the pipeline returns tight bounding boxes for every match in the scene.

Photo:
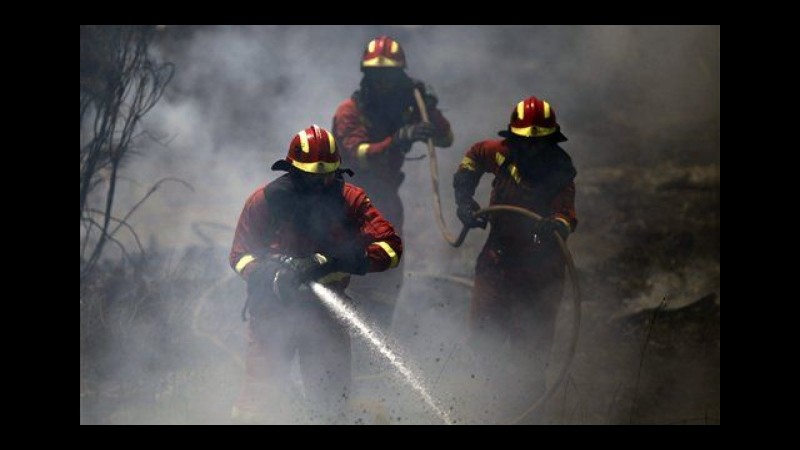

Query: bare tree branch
[82,217,135,266]
[80,25,175,278]
[85,208,146,256]
[110,177,194,239]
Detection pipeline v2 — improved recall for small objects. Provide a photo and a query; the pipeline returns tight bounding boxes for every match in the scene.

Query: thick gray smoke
[118,25,718,249]
[83,25,719,424]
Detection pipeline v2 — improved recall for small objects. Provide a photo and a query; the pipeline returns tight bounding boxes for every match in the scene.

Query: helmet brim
[271,159,294,172]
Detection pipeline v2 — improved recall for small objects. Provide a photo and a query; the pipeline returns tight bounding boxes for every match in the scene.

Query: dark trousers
[467,245,566,423]
[235,291,351,424]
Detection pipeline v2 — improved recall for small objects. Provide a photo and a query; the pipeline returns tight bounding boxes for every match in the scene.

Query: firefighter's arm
[455,141,501,203]
[548,181,578,236]
[414,83,454,148]
[229,189,273,281]
[333,101,398,163]
[453,142,496,228]
[231,191,312,302]
[350,190,403,273]
[428,107,454,148]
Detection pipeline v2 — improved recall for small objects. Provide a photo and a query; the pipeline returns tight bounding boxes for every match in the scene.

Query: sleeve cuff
[234,254,256,275]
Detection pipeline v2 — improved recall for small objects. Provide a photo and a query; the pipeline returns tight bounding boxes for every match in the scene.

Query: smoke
[115,25,719,250]
[82,25,719,424]
[310,281,452,424]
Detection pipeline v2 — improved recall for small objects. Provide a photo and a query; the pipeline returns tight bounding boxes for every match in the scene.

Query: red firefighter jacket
[332,82,453,191]
[229,174,402,287]
[454,139,577,263]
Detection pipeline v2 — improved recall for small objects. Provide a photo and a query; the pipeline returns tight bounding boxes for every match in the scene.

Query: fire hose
[413,88,582,424]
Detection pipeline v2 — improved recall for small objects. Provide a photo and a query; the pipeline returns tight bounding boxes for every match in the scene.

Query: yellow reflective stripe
[531,126,556,137]
[368,39,376,52]
[291,159,340,173]
[327,132,336,154]
[390,41,399,53]
[317,271,350,284]
[357,143,370,159]
[510,125,533,136]
[543,101,551,119]
[298,130,310,153]
[495,152,521,182]
[516,100,525,120]
[508,163,521,183]
[362,56,402,67]
[460,156,476,171]
[235,254,256,274]
[374,241,399,268]
[509,125,557,137]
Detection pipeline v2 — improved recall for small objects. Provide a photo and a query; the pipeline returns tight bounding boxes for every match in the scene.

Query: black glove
[271,266,300,302]
[328,249,370,276]
[395,122,435,144]
[423,91,438,109]
[413,80,439,109]
[457,199,488,229]
[533,216,571,242]
[270,254,334,301]
[243,261,277,300]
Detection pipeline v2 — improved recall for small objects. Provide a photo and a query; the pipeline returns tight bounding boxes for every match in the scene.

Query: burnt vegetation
[80,26,719,424]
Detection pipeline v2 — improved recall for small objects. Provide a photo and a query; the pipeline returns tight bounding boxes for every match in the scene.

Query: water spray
[309,281,454,425]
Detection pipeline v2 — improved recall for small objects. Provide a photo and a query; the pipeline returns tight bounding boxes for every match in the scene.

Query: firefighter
[229,124,402,424]
[452,96,577,423]
[332,35,454,333]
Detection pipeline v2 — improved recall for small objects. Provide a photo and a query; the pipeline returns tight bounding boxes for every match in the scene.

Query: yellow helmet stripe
[362,56,403,67]
[368,39,376,52]
[235,254,256,274]
[298,130,310,153]
[374,241,399,268]
[291,159,340,173]
[327,131,337,154]
[390,41,399,53]
[509,125,557,137]
[516,101,525,120]
[543,101,551,119]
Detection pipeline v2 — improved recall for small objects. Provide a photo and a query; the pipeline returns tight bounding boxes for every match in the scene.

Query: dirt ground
[80,25,719,425]
[80,163,719,425]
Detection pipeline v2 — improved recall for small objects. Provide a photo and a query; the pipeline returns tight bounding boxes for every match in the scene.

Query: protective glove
[413,80,439,109]
[329,248,370,276]
[272,266,301,301]
[456,199,488,229]
[423,90,439,109]
[303,249,370,285]
[533,216,571,242]
[242,261,276,300]
[394,122,435,144]
[270,254,332,301]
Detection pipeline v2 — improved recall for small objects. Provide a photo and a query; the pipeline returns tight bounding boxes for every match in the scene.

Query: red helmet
[271,124,340,173]
[361,35,406,69]
[499,96,567,142]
